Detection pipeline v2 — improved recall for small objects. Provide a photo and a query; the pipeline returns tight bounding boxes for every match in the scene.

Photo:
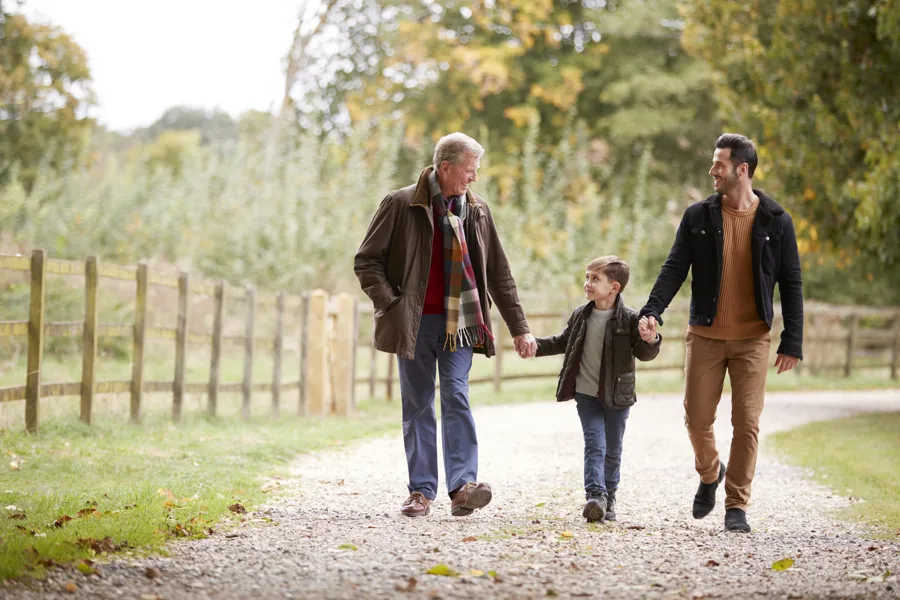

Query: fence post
[208,281,225,417]
[299,292,310,415]
[332,293,355,416]
[305,290,328,416]
[25,249,46,434]
[386,353,395,402]
[173,271,190,422]
[131,263,149,424]
[368,327,377,400]
[80,255,99,426]
[891,312,900,381]
[351,297,359,411]
[242,285,256,420]
[493,321,503,393]
[844,313,858,378]
[272,292,285,417]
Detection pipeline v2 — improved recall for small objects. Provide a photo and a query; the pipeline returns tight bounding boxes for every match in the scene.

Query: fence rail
[0,250,360,433]
[2,249,898,432]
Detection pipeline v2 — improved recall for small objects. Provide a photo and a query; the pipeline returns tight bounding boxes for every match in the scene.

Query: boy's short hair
[586,255,630,292]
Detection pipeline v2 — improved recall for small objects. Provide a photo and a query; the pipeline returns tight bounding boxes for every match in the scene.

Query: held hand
[638,316,658,343]
[513,333,537,359]
[774,354,799,375]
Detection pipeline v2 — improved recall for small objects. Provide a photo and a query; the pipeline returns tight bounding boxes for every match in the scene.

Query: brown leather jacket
[535,295,661,408]
[354,167,530,360]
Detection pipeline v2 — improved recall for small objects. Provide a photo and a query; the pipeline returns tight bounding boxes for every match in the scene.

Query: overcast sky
[21,0,303,131]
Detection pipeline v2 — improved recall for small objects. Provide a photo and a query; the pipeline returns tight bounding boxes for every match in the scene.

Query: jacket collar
[703,189,785,216]
[410,167,479,210]
[578,293,627,325]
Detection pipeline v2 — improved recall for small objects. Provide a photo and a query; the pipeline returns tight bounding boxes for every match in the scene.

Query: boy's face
[584,269,620,303]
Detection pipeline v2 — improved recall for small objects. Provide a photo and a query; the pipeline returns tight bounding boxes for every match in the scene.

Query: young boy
[532,256,661,522]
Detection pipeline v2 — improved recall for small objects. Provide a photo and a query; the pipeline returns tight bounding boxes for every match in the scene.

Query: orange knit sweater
[689,199,769,340]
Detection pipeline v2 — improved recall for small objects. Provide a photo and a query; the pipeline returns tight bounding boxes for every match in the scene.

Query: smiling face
[709,147,746,194]
[584,269,620,306]
[438,153,480,197]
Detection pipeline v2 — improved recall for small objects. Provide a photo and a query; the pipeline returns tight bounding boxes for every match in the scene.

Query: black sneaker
[725,508,751,533]
[604,490,617,522]
[582,492,607,523]
[692,461,726,519]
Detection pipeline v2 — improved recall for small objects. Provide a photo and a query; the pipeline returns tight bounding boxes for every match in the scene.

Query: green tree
[683,0,900,273]
[0,7,94,191]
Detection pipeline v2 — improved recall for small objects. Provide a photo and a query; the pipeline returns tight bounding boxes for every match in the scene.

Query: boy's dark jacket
[535,295,660,408]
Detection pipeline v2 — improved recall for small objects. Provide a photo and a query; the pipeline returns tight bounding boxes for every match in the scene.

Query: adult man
[355,132,536,517]
[639,133,803,533]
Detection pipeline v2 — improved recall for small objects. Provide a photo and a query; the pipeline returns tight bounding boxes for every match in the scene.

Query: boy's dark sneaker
[582,492,607,523]
[692,461,726,519]
[725,508,751,533]
[604,490,617,522]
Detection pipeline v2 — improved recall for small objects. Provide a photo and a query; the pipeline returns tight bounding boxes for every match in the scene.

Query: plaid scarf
[428,170,491,351]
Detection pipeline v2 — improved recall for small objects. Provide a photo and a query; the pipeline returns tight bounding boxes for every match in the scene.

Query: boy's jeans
[398,314,477,500]
[575,392,630,499]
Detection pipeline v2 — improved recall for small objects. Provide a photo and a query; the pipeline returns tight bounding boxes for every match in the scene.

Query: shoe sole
[451,486,492,517]
[604,513,617,522]
[582,502,606,523]
[400,506,431,518]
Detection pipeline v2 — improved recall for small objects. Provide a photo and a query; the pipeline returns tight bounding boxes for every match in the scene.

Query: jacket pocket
[612,372,636,407]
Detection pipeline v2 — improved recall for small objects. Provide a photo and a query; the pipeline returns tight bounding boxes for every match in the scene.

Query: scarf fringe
[443,324,494,352]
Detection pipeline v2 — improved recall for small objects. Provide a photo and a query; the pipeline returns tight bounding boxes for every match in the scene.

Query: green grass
[0,380,559,582]
[770,412,900,537]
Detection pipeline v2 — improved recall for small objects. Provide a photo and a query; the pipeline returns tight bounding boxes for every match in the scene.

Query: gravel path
[4,389,899,599]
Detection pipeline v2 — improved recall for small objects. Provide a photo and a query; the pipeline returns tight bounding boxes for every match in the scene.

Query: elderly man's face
[439,154,480,197]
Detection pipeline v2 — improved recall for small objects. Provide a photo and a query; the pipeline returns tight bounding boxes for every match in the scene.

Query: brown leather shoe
[400,492,432,517]
[450,482,492,517]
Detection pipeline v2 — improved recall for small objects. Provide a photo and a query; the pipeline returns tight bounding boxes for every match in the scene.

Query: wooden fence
[354,301,900,401]
[0,250,359,433]
[2,249,898,433]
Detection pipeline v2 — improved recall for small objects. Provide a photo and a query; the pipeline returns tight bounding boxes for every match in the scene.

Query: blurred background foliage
[1,0,898,312]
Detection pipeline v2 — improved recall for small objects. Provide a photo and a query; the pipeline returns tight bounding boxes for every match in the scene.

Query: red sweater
[423,213,444,314]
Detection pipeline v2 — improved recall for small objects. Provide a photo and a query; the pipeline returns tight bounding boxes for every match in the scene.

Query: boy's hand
[638,316,659,343]
[514,333,537,358]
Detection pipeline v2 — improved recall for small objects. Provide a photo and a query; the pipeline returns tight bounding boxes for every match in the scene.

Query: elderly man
[355,132,536,517]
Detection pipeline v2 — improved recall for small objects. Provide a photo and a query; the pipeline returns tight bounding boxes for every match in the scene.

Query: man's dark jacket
[639,190,804,359]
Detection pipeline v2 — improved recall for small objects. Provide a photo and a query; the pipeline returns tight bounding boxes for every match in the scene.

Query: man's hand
[774,354,799,374]
[638,316,659,343]
[513,333,537,358]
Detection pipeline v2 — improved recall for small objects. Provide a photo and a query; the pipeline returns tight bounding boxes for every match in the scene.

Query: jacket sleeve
[630,313,662,362]
[354,193,402,313]
[776,213,804,359]
[482,201,530,337]
[639,208,692,326]
[535,310,575,357]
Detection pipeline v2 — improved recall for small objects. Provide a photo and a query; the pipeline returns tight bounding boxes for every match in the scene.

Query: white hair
[433,132,485,169]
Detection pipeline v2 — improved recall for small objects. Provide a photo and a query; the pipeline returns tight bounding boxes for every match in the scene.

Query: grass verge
[769,411,900,538]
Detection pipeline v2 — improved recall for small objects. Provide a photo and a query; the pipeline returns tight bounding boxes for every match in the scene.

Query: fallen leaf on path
[145,567,162,579]
[771,557,794,571]
[394,577,417,592]
[64,581,77,593]
[462,536,477,542]
[75,561,97,576]
[338,543,358,551]
[228,503,246,514]
[560,531,574,539]
[469,569,484,577]
[426,564,458,577]
[626,525,645,530]
[705,560,720,567]
[337,479,345,486]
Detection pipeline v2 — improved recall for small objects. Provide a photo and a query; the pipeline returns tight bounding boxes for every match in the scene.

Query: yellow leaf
[560,531,575,539]
[470,569,485,577]
[426,564,459,577]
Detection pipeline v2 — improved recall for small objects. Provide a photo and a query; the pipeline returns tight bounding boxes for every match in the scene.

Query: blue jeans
[575,392,630,499]
[398,314,477,500]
